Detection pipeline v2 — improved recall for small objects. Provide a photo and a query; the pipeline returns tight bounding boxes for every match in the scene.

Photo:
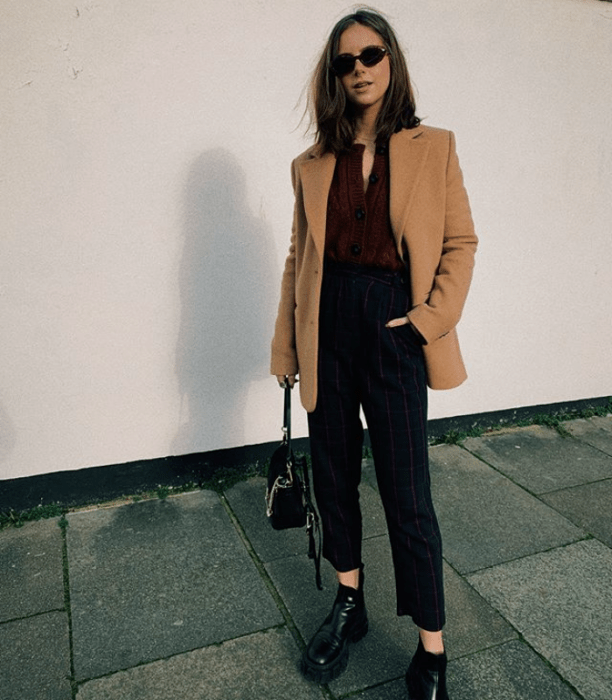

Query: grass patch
[531,413,571,437]
[0,503,67,530]
[433,426,487,445]
[199,461,267,493]
[155,485,170,500]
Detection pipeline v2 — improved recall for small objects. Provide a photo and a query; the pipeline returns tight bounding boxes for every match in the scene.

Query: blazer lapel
[389,128,430,253]
[299,151,337,261]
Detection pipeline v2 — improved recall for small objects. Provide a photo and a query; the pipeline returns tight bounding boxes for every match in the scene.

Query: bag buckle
[265,461,295,517]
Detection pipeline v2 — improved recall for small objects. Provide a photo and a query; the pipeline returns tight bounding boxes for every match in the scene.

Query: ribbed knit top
[324,142,404,271]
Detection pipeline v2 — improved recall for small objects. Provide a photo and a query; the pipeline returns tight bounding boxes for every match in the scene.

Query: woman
[271,9,477,699]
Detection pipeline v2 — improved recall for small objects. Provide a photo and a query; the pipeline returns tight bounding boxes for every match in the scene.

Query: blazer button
[355,208,365,221]
[350,244,362,256]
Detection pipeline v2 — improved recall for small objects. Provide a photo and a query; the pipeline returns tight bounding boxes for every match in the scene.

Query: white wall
[1,0,611,480]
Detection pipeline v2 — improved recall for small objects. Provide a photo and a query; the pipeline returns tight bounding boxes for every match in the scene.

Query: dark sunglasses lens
[360,47,385,66]
[332,56,355,76]
[332,48,386,76]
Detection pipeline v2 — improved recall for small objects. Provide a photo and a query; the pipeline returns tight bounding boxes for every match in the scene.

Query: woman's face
[337,24,391,115]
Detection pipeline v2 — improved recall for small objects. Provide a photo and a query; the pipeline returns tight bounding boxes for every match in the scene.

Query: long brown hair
[308,8,420,155]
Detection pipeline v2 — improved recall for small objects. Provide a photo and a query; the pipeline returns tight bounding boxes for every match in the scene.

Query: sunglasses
[331,46,389,77]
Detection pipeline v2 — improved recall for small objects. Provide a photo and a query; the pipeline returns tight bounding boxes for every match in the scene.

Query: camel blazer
[271,125,477,413]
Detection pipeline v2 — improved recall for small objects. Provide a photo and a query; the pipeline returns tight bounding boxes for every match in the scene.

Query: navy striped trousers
[307,260,445,631]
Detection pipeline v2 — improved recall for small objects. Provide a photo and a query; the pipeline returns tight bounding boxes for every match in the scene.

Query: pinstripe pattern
[308,260,445,631]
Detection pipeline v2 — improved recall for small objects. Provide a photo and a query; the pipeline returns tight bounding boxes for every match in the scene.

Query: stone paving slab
[351,640,581,699]
[565,415,612,455]
[542,478,612,547]
[266,534,515,697]
[0,517,65,622]
[429,444,585,573]
[0,611,72,700]
[67,491,282,681]
[76,628,326,700]
[468,539,612,700]
[463,425,612,494]
[445,640,582,700]
[442,559,517,656]
[226,476,388,564]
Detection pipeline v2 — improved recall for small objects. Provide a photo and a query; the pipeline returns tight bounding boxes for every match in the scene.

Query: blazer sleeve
[270,159,300,376]
[407,131,478,343]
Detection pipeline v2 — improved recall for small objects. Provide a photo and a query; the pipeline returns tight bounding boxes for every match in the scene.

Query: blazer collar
[298,127,430,260]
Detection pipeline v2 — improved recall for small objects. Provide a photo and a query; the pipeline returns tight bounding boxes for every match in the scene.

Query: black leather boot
[300,572,368,683]
[405,638,449,700]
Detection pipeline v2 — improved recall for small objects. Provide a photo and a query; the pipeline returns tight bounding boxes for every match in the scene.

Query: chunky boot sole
[300,616,369,684]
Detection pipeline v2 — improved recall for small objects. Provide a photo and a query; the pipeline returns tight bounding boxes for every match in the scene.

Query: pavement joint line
[538,505,591,535]
[461,536,594,578]
[447,638,519,662]
[0,608,67,626]
[457,443,535,492]
[217,491,308,651]
[441,558,523,648]
[458,440,611,532]
[58,515,78,699]
[444,556,523,653]
[459,434,609,536]
[564,423,612,459]
[539,474,612,496]
[338,672,407,699]
[443,638,587,700]
[457,442,568,502]
[538,484,612,531]
[72,626,290,687]
[217,491,348,700]
[514,635,587,700]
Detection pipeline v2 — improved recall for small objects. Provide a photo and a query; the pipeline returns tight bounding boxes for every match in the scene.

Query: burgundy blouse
[324,142,404,271]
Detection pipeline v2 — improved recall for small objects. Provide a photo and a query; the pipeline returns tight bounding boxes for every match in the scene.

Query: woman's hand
[386,316,409,329]
[276,374,298,389]
[386,317,426,343]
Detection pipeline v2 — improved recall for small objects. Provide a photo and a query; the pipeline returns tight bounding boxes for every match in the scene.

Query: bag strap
[300,452,322,590]
[283,383,291,450]
[306,501,323,590]
[284,382,322,590]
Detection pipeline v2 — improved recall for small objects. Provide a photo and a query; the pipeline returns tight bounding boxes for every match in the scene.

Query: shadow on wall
[173,150,279,455]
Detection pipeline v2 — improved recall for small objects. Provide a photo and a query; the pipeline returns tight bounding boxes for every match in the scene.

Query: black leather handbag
[266,384,322,589]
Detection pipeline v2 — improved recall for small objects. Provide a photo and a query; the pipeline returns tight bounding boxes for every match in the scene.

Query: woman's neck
[354,107,379,144]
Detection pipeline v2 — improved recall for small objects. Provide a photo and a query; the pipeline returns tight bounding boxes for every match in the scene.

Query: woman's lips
[353,81,371,89]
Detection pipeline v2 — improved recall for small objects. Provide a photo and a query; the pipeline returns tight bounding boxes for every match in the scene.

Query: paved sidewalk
[1,416,612,700]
